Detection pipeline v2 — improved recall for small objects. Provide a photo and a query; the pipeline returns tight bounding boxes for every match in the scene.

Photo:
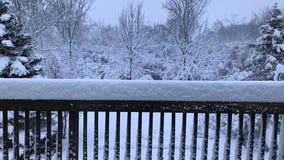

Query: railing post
[68,111,79,160]
[278,115,284,159]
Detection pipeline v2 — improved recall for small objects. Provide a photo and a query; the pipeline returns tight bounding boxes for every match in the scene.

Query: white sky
[88,0,284,25]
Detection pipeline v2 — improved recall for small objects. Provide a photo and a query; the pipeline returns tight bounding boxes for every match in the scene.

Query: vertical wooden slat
[270,114,279,160]
[213,113,221,160]
[237,113,244,159]
[68,111,79,160]
[25,111,30,160]
[35,111,41,160]
[46,111,52,160]
[136,112,142,160]
[115,112,121,160]
[248,113,255,160]
[158,112,164,160]
[57,111,63,160]
[147,112,153,160]
[13,110,19,159]
[259,114,267,160]
[201,113,209,160]
[169,112,176,160]
[104,112,110,160]
[180,112,187,160]
[224,113,232,160]
[83,111,88,160]
[94,111,99,160]
[126,112,131,160]
[191,113,198,160]
[3,110,8,160]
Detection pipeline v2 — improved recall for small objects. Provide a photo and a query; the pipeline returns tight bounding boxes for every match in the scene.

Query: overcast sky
[88,0,284,26]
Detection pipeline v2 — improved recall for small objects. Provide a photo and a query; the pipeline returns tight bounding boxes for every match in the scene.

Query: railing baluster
[213,113,220,160]
[35,111,41,160]
[115,112,121,160]
[13,110,19,159]
[46,111,52,160]
[83,111,88,160]
[224,113,232,160]
[180,112,187,160]
[104,112,109,160]
[68,111,79,160]
[191,113,198,160]
[57,111,63,160]
[237,113,244,159]
[2,110,8,160]
[201,113,209,160]
[147,112,153,160]
[158,112,164,160]
[169,112,176,160]
[94,111,99,160]
[270,114,279,160]
[259,114,267,160]
[25,111,30,159]
[136,112,142,160]
[126,112,131,160]
[248,113,255,160]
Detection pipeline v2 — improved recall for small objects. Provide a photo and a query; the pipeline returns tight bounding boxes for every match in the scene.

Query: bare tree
[51,0,94,59]
[118,2,148,80]
[164,0,209,79]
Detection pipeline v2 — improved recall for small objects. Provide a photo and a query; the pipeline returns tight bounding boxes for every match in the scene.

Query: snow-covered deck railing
[0,79,284,160]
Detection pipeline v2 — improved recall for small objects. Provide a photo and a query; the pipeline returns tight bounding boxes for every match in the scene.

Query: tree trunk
[128,50,134,80]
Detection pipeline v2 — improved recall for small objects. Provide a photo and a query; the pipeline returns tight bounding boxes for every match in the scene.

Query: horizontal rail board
[0,100,284,113]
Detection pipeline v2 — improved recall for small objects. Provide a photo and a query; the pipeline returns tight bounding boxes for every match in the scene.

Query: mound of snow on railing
[0,79,284,102]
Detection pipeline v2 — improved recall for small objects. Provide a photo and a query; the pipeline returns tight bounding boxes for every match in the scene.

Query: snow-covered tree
[248,3,284,80]
[0,0,42,78]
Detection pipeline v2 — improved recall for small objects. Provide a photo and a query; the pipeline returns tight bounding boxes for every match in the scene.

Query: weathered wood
[237,113,244,159]
[224,113,232,160]
[94,111,99,160]
[213,113,220,160]
[46,111,52,160]
[25,111,30,160]
[169,113,176,160]
[115,112,121,160]
[2,110,8,160]
[158,112,164,160]
[259,114,267,160]
[270,114,279,160]
[248,114,255,160]
[83,111,88,160]
[180,112,187,160]
[104,112,110,160]
[191,113,198,160]
[13,110,19,159]
[35,111,41,160]
[201,113,209,160]
[126,112,131,160]
[68,111,79,160]
[147,112,153,160]
[57,111,63,160]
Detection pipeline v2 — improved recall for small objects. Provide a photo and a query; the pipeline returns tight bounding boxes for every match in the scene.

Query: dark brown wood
[13,110,19,159]
[136,112,142,160]
[115,112,120,160]
[224,113,232,160]
[94,111,99,160]
[46,111,52,160]
[147,112,153,160]
[248,114,255,160]
[169,113,176,160]
[191,113,198,160]
[259,114,267,160]
[104,112,109,160]
[83,111,88,160]
[213,113,220,160]
[271,114,279,160]
[158,112,164,160]
[57,111,63,160]
[35,111,41,160]
[2,110,8,160]
[68,111,79,160]
[25,111,30,160]
[237,113,244,160]
[126,112,131,160]
[180,113,187,160]
[201,113,209,160]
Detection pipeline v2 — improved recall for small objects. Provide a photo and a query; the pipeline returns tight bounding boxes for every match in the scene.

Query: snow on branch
[0,79,284,103]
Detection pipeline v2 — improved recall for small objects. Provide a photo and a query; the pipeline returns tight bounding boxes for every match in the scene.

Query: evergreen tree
[0,0,42,78]
[248,3,284,80]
